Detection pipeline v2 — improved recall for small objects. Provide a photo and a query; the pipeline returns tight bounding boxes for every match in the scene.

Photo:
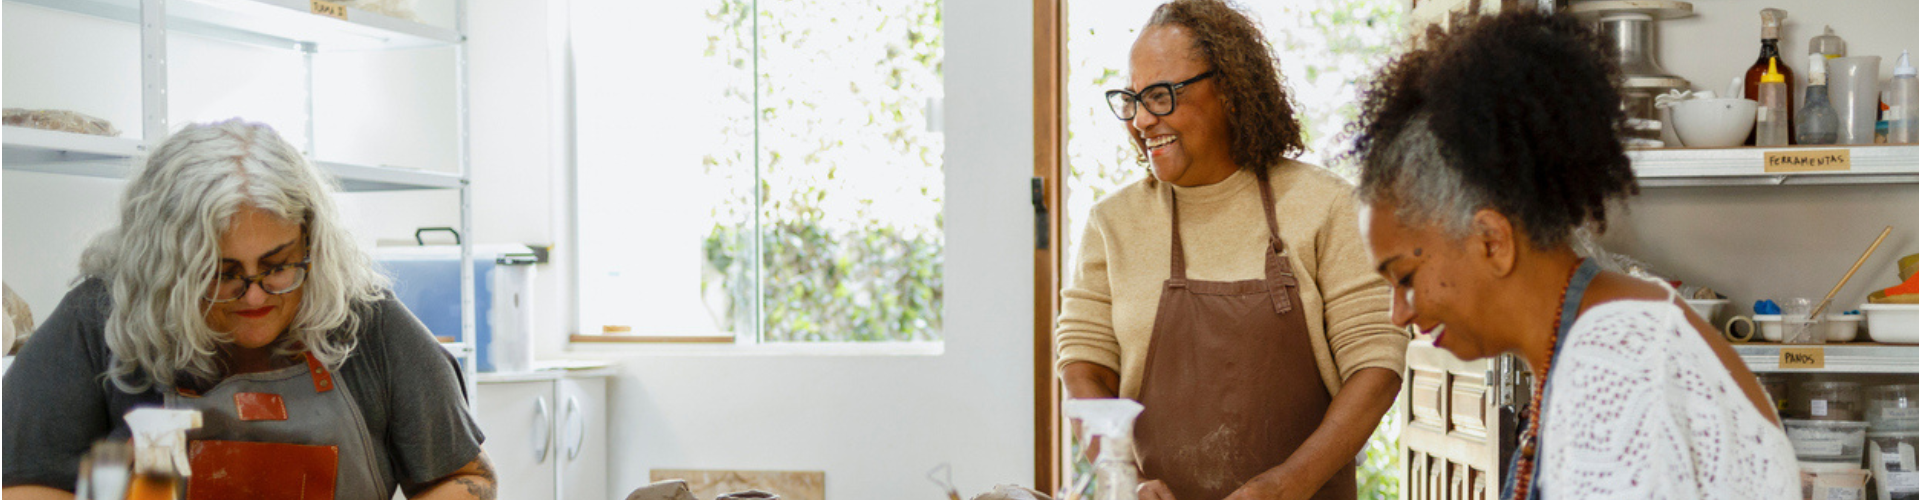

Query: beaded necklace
[1508,259,1586,499]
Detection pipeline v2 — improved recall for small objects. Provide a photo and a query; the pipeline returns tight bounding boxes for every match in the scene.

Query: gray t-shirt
[2,279,484,494]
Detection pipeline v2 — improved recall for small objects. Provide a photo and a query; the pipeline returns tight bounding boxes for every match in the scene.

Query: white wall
[1598,0,1920,316]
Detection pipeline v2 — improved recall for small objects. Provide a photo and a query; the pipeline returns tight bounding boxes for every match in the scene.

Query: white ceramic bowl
[1668,98,1758,148]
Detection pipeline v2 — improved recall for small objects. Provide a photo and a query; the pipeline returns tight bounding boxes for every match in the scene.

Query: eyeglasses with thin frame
[206,259,311,303]
[1105,70,1216,121]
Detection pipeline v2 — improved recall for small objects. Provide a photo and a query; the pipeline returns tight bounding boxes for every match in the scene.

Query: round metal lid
[1569,0,1696,20]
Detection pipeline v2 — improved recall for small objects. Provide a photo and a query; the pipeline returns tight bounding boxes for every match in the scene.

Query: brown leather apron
[1134,169,1355,500]
[163,351,384,500]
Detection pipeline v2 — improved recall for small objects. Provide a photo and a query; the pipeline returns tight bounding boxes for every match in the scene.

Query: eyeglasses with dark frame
[1105,70,1217,121]
[206,259,311,303]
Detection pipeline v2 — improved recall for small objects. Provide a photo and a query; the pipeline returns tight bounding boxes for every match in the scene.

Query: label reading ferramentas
[1764,149,1852,173]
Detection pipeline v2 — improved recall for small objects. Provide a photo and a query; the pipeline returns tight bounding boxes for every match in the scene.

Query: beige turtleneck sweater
[1055,160,1407,399]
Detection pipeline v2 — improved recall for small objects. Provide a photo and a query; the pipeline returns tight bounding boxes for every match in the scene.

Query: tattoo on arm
[473,457,497,482]
[454,477,496,500]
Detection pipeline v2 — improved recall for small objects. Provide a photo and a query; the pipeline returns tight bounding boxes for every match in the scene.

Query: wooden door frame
[1032,0,1065,493]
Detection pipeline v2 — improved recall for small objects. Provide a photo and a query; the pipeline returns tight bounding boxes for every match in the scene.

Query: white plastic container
[1862,304,1919,344]
[1866,430,1918,500]
[1757,314,1785,342]
[1786,419,1871,461]
[1826,314,1864,342]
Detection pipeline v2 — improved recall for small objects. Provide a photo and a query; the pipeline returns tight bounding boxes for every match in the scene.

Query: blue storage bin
[379,257,498,371]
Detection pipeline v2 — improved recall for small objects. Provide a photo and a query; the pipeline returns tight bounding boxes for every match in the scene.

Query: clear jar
[1800,381,1864,421]
[1868,384,1919,431]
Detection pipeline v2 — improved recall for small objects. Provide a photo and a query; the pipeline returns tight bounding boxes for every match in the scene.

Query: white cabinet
[476,371,611,500]
[557,377,609,500]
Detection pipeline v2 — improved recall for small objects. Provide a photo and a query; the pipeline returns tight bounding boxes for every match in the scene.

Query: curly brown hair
[1144,0,1305,171]
[1350,10,1638,249]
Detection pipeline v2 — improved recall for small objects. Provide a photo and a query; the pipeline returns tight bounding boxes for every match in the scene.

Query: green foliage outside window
[699,0,946,342]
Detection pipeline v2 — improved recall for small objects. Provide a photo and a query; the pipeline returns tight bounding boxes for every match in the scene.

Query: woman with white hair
[2,119,496,499]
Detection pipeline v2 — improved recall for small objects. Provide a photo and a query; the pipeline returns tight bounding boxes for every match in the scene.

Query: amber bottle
[1744,8,1794,145]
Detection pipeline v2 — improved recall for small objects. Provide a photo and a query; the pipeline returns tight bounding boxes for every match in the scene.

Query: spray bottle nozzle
[1065,399,1143,454]
[124,408,201,478]
[1762,57,1785,84]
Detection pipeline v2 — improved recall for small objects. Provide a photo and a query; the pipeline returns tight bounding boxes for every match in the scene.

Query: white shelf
[3,126,462,191]
[1736,343,1920,373]
[1630,144,1920,187]
[9,0,461,51]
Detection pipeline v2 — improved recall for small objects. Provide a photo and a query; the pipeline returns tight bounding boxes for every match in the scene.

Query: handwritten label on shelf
[1764,149,1851,173]
[1780,347,1826,369]
[311,0,348,20]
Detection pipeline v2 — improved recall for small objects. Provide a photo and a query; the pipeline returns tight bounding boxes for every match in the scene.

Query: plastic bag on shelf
[2,108,119,137]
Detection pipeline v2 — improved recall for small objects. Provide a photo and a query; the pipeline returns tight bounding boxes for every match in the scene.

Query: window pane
[574,0,943,342]
[753,0,945,342]
[575,0,754,337]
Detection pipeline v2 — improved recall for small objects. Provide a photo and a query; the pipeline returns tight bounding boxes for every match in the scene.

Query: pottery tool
[1792,226,1892,341]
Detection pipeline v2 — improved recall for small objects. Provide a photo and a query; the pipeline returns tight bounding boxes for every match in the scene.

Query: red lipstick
[234,306,274,319]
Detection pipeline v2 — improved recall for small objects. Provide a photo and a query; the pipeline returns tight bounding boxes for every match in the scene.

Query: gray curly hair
[79,119,389,392]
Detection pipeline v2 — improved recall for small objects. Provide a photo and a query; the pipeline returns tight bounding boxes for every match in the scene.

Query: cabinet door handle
[532,397,552,465]
[564,395,585,460]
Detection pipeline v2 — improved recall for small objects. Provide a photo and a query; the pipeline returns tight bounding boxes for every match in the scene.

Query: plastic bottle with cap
[123,408,202,500]
[1064,399,1144,500]
[1756,57,1791,146]
[1890,50,1918,144]
[1808,25,1846,59]
[1797,53,1840,145]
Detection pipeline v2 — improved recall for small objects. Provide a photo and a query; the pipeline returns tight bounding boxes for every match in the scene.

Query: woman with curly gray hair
[1353,11,1796,500]
[3,119,497,500]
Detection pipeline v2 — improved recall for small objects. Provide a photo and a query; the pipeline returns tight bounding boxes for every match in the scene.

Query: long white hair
[79,119,389,392]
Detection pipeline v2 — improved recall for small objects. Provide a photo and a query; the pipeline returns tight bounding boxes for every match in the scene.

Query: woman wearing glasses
[1054,1,1405,499]
[2,120,496,500]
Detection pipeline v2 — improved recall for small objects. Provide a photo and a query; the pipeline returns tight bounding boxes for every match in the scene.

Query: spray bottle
[123,408,202,500]
[1797,53,1840,145]
[1064,399,1144,500]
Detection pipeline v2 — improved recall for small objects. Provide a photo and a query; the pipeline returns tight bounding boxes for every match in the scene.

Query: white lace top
[1540,297,1801,499]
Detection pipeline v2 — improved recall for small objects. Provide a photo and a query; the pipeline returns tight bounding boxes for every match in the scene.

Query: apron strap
[1254,168,1296,315]
[1168,189,1190,284]
[303,352,335,394]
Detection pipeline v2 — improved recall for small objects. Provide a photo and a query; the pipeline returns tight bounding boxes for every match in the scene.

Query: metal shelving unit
[1632,144,1919,378]
[1,0,480,404]
[1736,343,1920,373]
[1630,144,1920,187]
